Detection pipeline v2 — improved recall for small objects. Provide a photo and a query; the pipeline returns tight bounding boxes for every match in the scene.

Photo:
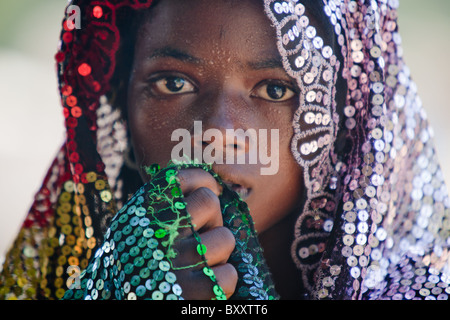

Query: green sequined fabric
[63,163,278,300]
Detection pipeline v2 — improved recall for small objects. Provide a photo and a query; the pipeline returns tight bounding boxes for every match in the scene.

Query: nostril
[225,142,241,150]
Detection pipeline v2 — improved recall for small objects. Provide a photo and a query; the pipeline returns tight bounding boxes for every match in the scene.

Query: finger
[212,263,238,299]
[170,226,235,272]
[172,263,237,300]
[185,187,222,232]
[177,168,222,197]
[200,227,235,266]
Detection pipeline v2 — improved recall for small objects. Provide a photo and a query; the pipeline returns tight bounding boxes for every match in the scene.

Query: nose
[192,88,254,161]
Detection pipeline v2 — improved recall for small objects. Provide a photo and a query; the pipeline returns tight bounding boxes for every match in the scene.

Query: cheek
[127,92,178,171]
[265,104,296,142]
[250,105,303,231]
[249,138,304,233]
[250,163,303,233]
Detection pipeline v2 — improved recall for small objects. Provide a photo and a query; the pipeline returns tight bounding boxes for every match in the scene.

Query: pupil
[267,84,285,100]
[166,77,185,92]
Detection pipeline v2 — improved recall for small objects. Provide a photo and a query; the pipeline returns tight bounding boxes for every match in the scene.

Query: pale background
[1,0,450,263]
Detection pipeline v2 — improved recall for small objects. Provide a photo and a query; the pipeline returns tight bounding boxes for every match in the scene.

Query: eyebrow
[147,46,284,71]
[247,58,284,70]
[147,46,203,64]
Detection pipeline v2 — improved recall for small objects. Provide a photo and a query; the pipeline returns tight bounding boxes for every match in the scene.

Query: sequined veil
[1,0,449,300]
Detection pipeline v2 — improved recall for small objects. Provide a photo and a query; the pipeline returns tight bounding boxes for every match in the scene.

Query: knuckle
[177,169,222,196]
[185,187,222,231]
[217,264,238,296]
[192,187,220,209]
[215,226,236,253]
[204,179,222,197]
[229,264,238,285]
[176,170,187,186]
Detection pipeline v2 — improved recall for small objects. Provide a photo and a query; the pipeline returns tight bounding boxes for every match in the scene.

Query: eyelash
[146,73,198,97]
[145,73,298,102]
[250,80,298,102]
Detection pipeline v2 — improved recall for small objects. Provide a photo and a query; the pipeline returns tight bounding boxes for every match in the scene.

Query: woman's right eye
[150,76,196,95]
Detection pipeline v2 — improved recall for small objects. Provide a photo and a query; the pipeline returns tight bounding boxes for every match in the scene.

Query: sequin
[143,228,155,238]
[174,202,186,210]
[155,229,166,239]
[66,95,77,107]
[93,6,103,19]
[197,244,207,256]
[153,250,164,261]
[172,284,182,296]
[165,272,177,284]
[100,190,112,202]
[78,63,92,77]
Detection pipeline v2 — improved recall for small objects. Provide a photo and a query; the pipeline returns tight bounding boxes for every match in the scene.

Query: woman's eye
[150,76,196,95]
[252,83,296,102]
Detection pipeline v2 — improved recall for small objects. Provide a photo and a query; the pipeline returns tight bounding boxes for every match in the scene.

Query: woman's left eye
[252,82,296,102]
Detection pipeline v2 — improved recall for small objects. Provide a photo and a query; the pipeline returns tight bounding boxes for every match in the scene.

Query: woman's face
[127,0,304,234]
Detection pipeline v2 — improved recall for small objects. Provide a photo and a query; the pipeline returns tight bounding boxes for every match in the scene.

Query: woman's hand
[171,169,238,299]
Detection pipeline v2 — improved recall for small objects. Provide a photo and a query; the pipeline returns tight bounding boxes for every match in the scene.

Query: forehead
[135,0,279,61]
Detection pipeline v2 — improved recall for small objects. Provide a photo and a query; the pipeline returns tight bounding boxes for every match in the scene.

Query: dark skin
[127,0,305,299]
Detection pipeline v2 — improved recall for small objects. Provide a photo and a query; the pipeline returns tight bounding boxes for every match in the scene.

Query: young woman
[1,0,449,300]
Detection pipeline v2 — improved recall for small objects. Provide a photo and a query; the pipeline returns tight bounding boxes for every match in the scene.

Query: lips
[212,165,253,201]
[222,181,251,200]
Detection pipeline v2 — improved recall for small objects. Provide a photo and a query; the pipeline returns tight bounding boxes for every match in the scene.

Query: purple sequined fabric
[266,0,449,299]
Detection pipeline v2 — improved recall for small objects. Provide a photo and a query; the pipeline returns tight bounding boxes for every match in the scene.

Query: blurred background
[0,0,450,263]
